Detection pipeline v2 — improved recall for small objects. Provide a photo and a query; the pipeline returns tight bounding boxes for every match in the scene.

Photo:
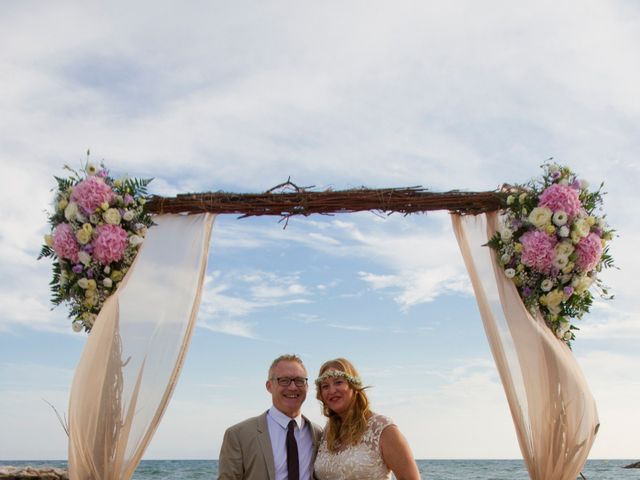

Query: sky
[1,0,640,462]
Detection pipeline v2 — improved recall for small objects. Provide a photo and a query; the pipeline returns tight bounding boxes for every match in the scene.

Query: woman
[313,358,421,480]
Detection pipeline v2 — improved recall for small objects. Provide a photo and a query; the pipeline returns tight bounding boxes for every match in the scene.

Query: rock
[0,466,69,479]
[624,461,640,469]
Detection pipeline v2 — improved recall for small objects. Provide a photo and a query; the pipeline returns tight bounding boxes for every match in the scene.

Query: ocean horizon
[1,459,637,479]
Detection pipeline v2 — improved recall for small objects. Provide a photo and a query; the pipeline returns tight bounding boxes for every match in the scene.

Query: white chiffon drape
[452,212,598,480]
[68,213,215,480]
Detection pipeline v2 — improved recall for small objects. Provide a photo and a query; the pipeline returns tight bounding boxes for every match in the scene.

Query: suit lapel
[257,411,276,480]
[303,415,322,448]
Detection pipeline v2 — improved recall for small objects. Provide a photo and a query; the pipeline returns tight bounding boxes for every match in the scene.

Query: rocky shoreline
[0,466,68,479]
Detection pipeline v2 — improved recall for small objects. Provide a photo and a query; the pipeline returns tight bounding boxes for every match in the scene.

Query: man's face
[266,360,308,418]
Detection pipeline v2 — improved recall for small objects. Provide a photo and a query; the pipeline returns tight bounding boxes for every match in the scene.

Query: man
[218,354,323,480]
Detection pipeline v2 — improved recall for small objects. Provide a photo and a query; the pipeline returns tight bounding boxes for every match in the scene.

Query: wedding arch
[60,179,600,480]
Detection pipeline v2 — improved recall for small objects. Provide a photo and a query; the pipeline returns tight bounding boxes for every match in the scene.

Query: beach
[1,459,637,479]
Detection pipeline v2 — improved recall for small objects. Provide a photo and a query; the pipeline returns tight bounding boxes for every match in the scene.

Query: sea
[1,459,637,479]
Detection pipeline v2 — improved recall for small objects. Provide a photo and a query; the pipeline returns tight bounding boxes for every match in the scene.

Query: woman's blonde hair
[315,358,371,452]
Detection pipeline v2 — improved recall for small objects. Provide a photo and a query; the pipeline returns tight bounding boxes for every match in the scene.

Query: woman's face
[319,371,355,417]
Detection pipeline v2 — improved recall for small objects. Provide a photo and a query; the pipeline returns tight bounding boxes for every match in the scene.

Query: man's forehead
[273,360,306,374]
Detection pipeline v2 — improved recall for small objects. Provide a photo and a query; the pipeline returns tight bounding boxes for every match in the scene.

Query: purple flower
[520,230,557,274]
[52,223,79,262]
[552,171,561,180]
[564,286,574,296]
[93,224,128,264]
[538,183,582,218]
[571,179,581,190]
[82,244,94,253]
[124,194,134,205]
[71,176,114,214]
[522,287,532,297]
[72,264,83,274]
[575,233,603,272]
[86,269,94,279]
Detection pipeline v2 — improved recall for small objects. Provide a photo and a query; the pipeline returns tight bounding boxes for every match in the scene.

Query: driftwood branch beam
[145,186,503,217]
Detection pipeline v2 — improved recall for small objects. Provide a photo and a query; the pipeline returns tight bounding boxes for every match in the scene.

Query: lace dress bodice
[314,414,394,480]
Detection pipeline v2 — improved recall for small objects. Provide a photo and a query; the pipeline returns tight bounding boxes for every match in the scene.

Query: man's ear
[266,379,273,393]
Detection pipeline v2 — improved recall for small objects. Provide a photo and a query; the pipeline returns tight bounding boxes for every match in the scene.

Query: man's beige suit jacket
[218,411,323,480]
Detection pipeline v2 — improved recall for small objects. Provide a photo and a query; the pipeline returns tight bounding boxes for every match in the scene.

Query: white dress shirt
[267,407,314,480]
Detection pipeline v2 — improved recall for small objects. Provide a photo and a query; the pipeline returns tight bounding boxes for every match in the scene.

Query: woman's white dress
[314,414,394,480]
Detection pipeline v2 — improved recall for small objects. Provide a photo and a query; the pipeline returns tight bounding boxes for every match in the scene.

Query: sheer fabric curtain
[452,212,598,480]
[68,213,215,480]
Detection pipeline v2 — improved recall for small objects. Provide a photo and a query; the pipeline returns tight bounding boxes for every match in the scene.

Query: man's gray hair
[268,354,306,379]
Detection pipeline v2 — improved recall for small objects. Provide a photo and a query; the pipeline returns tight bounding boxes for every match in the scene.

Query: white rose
[572,275,594,294]
[500,228,513,242]
[552,211,568,226]
[78,251,91,266]
[504,268,516,279]
[555,241,575,257]
[103,208,122,225]
[573,218,590,238]
[89,214,100,224]
[528,207,553,229]
[64,202,80,221]
[541,279,554,292]
[129,234,143,246]
[122,210,135,221]
[104,265,111,274]
[77,278,89,289]
[556,320,571,338]
[558,226,570,237]
[135,224,148,236]
[103,277,113,288]
[553,255,569,269]
[500,253,511,264]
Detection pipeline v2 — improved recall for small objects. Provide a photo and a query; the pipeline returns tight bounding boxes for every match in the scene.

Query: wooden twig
[43,398,69,437]
[146,184,502,218]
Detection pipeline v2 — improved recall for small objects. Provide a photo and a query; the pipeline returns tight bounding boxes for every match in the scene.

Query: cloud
[326,323,371,332]
[2,0,640,461]
[580,312,640,340]
[197,270,313,337]
[199,319,257,339]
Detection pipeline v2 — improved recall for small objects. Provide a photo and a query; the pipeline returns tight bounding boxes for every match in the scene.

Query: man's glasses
[273,376,308,387]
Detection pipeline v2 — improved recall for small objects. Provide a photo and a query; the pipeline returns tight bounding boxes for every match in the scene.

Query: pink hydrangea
[71,176,114,214]
[575,233,603,272]
[52,223,79,262]
[520,230,557,274]
[92,224,128,265]
[538,183,582,218]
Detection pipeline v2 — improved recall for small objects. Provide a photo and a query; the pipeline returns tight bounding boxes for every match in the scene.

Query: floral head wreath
[314,369,363,388]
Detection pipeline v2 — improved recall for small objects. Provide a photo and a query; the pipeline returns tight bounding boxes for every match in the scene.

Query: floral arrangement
[315,370,363,388]
[39,156,154,332]
[487,163,614,345]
